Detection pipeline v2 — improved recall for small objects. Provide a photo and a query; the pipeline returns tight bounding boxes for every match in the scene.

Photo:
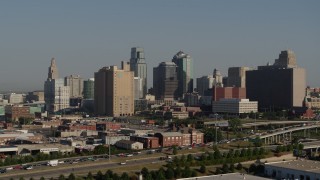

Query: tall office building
[83,78,94,99]
[94,62,134,117]
[64,75,83,98]
[172,51,193,98]
[153,62,178,100]
[130,47,147,98]
[213,69,223,87]
[227,67,252,88]
[246,50,306,110]
[196,75,214,96]
[44,58,70,113]
[48,58,59,80]
[134,77,143,100]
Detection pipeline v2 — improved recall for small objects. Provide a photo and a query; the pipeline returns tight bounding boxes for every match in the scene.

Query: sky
[0,0,319,92]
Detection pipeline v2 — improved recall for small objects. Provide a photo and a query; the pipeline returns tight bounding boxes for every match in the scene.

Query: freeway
[242,120,313,128]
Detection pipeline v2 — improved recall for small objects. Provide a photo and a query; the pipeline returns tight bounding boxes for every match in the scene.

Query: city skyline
[0,1,319,91]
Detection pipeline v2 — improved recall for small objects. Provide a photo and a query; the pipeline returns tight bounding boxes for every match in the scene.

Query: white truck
[47,160,58,166]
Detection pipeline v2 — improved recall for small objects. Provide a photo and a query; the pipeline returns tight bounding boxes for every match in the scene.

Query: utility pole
[215,113,218,145]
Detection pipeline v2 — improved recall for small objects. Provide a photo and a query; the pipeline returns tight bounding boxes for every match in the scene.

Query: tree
[182,166,192,178]
[253,137,262,147]
[229,164,235,173]
[200,164,206,173]
[165,167,175,180]
[87,172,94,180]
[93,145,108,154]
[175,166,182,178]
[172,146,178,155]
[141,167,149,178]
[58,175,65,180]
[229,118,241,132]
[203,128,223,143]
[236,163,243,170]
[145,173,153,180]
[19,178,25,180]
[222,164,229,173]
[40,177,45,180]
[68,173,76,180]
[96,170,104,180]
[121,172,130,180]
[191,170,197,177]
[156,170,166,180]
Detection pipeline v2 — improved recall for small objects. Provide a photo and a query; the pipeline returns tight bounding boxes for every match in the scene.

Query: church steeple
[48,57,59,80]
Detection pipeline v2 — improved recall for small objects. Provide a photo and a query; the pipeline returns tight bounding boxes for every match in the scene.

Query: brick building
[130,136,159,149]
[96,122,121,131]
[212,86,246,101]
[154,132,183,147]
[5,106,35,121]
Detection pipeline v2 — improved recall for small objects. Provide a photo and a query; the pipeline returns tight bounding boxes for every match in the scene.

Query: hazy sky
[0,0,319,92]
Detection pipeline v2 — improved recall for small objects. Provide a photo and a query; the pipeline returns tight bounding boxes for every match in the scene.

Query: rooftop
[177,173,270,180]
[265,160,320,173]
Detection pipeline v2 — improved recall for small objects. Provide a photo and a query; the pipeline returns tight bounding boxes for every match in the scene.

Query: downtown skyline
[0,0,319,91]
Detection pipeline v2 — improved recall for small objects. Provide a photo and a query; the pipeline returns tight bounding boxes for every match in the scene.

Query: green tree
[172,146,178,155]
[93,145,108,154]
[229,118,241,132]
[145,173,153,180]
[200,164,206,173]
[191,170,197,177]
[175,166,182,178]
[87,172,94,180]
[19,178,25,180]
[96,170,104,180]
[121,172,130,180]
[165,167,175,180]
[40,177,45,180]
[222,164,229,173]
[182,166,192,178]
[229,164,235,173]
[68,173,76,180]
[141,167,149,177]
[156,170,166,180]
[236,162,243,170]
[58,174,65,180]
[203,128,223,143]
[253,137,262,147]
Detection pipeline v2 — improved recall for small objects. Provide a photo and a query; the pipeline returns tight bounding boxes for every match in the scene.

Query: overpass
[256,124,320,145]
[242,120,312,128]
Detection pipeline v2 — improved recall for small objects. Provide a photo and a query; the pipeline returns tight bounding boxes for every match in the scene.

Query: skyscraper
[64,75,83,98]
[227,67,252,88]
[48,58,59,80]
[83,78,94,99]
[94,62,134,117]
[153,62,178,100]
[246,50,306,110]
[172,51,193,98]
[130,47,147,98]
[196,75,214,96]
[44,58,70,113]
[213,69,223,87]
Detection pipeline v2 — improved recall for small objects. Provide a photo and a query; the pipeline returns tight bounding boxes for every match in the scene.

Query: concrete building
[115,140,143,150]
[172,51,194,98]
[246,50,306,110]
[130,47,147,98]
[264,160,320,180]
[83,78,94,99]
[213,69,223,87]
[196,75,214,96]
[44,58,70,113]
[102,134,130,145]
[64,75,83,98]
[134,77,143,100]
[183,92,200,107]
[8,93,24,104]
[212,86,246,101]
[212,98,258,114]
[94,62,134,117]
[227,67,252,88]
[26,91,44,103]
[153,62,178,100]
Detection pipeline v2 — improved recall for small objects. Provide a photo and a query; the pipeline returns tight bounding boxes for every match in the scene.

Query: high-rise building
[196,75,214,96]
[246,50,306,110]
[227,67,252,88]
[213,69,223,87]
[130,47,147,98]
[172,51,193,98]
[94,62,134,117]
[64,75,83,98]
[48,58,59,80]
[44,58,70,113]
[134,77,143,100]
[153,62,178,100]
[83,78,94,99]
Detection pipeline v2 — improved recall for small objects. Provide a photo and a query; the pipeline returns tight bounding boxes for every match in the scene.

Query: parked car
[5,167,13,170]
[120,162,126,165]
[0,169,7,173]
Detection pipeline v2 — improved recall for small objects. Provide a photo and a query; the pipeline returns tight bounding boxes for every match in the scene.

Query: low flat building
[17,143,74,155]
[130,136,159,149]
[115,140,143,150]
[212,98,258,114]
[264,160,320,180]
[178,173,270,180]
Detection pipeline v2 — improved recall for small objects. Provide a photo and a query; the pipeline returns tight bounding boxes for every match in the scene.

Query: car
[126,154,133,157]
[0,169,7,174]
[24,165,33,170]
[5,167,13,170]
[13,165,23,170]
[120,162,126,165]
[58,161,65,164]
